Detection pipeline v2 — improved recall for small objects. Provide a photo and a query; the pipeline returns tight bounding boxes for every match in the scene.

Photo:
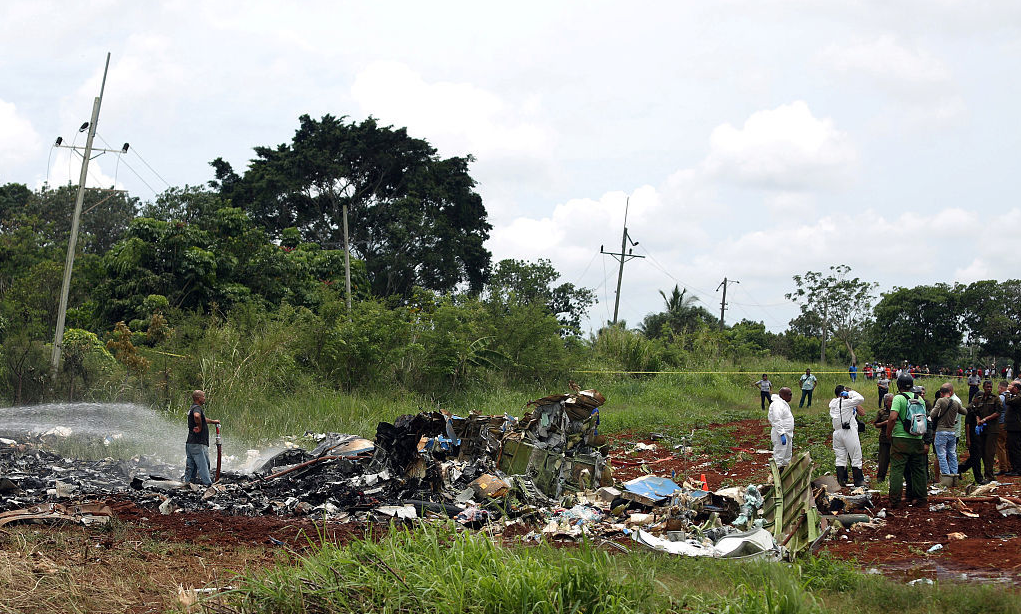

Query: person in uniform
[873,393,894,481]
[966,380,1001,484]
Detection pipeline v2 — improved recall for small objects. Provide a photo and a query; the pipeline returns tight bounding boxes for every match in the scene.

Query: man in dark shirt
[966,380,1000,484]
[873,393,894,481]
[1003,381,1021,476]
[184,390,220,486]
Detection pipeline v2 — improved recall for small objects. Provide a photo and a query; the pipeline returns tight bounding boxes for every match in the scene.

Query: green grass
[211,524,1021,614]
[189,357,887,444]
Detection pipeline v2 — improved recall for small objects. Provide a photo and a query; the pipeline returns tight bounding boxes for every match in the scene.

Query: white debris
[996,498,1021,516]
[158,498,176,515]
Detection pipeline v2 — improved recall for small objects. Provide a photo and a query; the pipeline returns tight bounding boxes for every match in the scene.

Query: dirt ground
[608,418,774,487]
[107,499,368,550]
[607,418,1021,583]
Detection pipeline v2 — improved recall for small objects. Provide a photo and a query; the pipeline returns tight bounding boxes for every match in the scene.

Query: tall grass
[213,526,1021,614]
[219,524,659,613]
[173,357,913,445]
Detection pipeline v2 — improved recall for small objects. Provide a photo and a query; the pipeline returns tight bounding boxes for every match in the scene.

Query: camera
[841,422,851,430]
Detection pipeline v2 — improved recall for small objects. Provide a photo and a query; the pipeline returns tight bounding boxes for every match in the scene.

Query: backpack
[899,393,927,436]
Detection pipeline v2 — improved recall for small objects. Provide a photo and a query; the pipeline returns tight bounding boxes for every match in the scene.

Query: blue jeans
[185,443,212,485]
[799,389,813,408]
[934,430,958,475]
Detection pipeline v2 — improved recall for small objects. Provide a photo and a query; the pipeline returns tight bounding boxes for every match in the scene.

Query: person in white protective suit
[768,387,795,471]
[830,384,867,487]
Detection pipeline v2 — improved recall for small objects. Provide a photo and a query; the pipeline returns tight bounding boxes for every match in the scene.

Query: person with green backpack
[886,373,928,508]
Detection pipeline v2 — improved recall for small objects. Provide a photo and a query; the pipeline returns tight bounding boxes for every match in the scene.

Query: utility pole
[716,277,739,330]
[342,203,351,318]
[600,197,644,325]
[51,52,112,372]
[820,297,828,365]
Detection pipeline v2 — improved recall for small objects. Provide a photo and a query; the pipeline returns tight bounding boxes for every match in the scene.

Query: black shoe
[852,467,866,487]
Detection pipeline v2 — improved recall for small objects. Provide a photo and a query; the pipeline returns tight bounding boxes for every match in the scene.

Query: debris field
[2,387,1021,584]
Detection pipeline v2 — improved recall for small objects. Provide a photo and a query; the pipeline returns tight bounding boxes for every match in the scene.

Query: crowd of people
[852,362,1016,390]
[757,369,1021,509]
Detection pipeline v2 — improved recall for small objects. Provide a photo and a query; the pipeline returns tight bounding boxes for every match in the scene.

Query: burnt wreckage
[0,388,833,559]
[0,389,610,521]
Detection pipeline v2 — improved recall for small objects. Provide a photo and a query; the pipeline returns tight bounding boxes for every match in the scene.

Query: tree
[640,285,715,339]
[485,259,595,336]
[786,265,877,365]
[211,114,492,299]
[960,280,1021,370]
[726,319,773,357]
[94,188,359,324]
[871,284,963,365]
[14,183,137,254]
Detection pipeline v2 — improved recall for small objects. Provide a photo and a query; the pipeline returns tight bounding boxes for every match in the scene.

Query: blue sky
[2,1,1019,332]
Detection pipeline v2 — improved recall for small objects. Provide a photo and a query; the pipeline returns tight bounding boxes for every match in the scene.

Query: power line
[633,243,715,302]
[130,146,172,189]
[601,249,611,323]
[731,285,791,330]
[95,134,160,196]
[571,251,598,288]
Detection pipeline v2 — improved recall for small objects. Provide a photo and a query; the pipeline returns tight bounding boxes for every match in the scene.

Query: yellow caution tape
[571,370,941,375]
[140,348,189,359]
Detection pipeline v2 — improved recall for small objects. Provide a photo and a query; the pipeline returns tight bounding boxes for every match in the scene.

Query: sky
[2,0,1020,334]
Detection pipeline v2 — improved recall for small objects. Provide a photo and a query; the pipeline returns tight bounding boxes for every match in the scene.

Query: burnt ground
[106,499,372,551]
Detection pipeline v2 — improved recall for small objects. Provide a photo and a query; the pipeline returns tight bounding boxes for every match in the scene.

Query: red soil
[607,419,772,489]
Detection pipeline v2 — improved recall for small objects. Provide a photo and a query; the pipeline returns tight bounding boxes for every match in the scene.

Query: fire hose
[215,423,222,483]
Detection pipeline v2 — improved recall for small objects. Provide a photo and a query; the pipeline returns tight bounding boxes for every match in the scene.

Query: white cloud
[701,101,857,191]
[45,149,124,191]
[764,192,816,216]
[64,35,190,128]
[954,258,989,283]
[0,99,42,170]
[351,61,555,163]
[819,35,952,89]
[816,35,965,126]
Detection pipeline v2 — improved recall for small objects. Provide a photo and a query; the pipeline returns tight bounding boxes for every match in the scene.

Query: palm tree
[660,285,699,315]
[640,285,705,339]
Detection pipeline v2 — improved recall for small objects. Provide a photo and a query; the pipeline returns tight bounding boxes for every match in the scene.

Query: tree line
[2,114,1017,406]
